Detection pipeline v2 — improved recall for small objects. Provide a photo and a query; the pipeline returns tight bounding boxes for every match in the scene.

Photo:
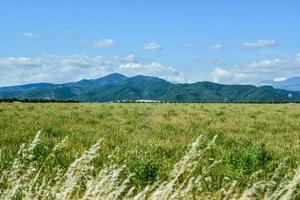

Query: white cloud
[193,56,224,65]
[241,39,276,49]
[249,59,287,68]
[22,32,35,38]
[185,42,197,49]
[92,39,115,48]
[211,57,300,84]
[0,55,186,86]
[0,55,112,86]
[113,54,135,62]
[296,53,300,62]
[118,62,186,82]
[143,42,162,50]
[212,67,258,84]
[210,44,223,50]
[212,68,232,82]
[274,77,287,82]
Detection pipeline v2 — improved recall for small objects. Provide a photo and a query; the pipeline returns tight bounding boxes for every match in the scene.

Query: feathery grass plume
[240,161,300,200]
[0,131,41,199]
[220,180,238,200]
[266,166,300,200]
[24,137,68,199]
[1,130,300,200]
[80,165,133,200]
[145,135,218,200]
[53,140,102,199]
[240,181,268,200]
[145,136,203,199]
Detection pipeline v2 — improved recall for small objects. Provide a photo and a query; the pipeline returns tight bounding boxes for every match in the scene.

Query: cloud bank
[0,54,185,86]
[212,53,300,84]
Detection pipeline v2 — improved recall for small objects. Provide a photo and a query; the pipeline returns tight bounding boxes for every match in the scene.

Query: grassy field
[0,103,299,199]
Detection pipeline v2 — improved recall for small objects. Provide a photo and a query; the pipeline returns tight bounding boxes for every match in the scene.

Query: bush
[130,160,160,188]
[227,141,271,174]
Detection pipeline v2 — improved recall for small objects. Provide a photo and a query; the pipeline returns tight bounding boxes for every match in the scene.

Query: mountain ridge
[260,76,300,91]
[1,74,300,102]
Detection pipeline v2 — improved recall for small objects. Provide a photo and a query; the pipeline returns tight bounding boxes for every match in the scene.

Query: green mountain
[1,73,300,102]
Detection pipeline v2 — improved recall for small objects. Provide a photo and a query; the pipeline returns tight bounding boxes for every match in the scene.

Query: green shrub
[130,160,160,188]
[227,141,271,174]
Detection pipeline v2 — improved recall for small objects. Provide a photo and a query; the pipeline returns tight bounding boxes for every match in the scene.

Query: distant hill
[1,73,300,102]
[261,77,300,91]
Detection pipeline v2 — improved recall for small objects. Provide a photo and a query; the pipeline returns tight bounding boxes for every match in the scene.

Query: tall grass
[0,131,299,200]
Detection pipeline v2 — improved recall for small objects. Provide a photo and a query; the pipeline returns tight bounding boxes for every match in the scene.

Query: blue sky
[1,0,300,86]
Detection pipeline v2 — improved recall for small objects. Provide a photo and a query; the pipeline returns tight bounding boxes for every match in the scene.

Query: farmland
[0,103,299,199]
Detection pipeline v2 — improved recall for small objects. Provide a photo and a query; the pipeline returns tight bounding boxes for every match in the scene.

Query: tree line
[1,98,299,104]
[0,98,80,103]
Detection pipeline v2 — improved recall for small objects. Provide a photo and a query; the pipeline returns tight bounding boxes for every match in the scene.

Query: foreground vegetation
[0,103,299,199]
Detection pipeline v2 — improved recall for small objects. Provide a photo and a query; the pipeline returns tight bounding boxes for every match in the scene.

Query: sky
[1,0,300,86]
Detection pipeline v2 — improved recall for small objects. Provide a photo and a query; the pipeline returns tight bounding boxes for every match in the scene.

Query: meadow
[0,103,299,199]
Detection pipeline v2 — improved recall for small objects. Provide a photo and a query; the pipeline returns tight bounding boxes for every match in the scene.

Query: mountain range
[260,77,300,91]
[1,73,300,102]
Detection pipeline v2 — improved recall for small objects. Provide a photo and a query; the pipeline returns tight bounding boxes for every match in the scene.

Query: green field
[0,103,299,199]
